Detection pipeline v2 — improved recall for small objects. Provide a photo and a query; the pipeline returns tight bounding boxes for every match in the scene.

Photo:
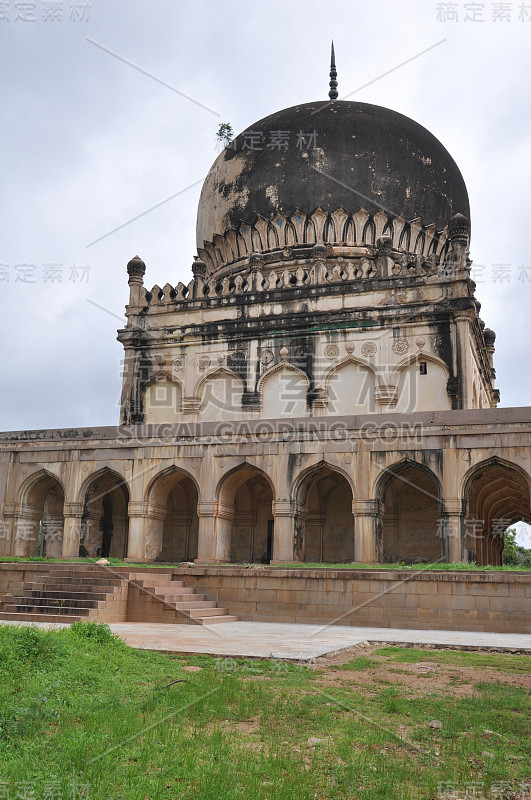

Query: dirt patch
[219,716,262,735]
[312,645,531,699]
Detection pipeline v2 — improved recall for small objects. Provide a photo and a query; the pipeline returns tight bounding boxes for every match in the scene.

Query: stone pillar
[191,257,207,300]
[311,242,327,284]
[196,502,216,563]
[455,315,473,408]
[441,500,465,563]
[13,509,40,557]
[143,503,166,561]
[126,255,146,309]
[446,514,464,563]
[352,500,380,563]
[196,501,233,564]
[213,503,234,562]
[125,501,148,561]
[61,502,83,558]
[271,501,297,563]
[0,508,14,556]
[82,508,102,557]
[111,513,128,560]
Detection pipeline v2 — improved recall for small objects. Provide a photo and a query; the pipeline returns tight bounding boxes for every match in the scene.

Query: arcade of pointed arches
[6,455,530,567]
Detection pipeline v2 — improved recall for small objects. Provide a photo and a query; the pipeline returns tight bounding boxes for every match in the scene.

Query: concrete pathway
[1,619,529,659]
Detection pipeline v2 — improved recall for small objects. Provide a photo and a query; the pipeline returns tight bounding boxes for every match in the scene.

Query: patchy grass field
[0,624,529,800]
[1,556,530,571]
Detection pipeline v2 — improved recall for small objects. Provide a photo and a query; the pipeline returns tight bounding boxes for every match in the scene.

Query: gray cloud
[0,0,529,429]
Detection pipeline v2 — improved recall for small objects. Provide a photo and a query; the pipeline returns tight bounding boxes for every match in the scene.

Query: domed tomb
[196,101,470,274]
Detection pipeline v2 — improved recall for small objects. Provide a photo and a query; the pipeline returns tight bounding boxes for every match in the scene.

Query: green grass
[0,557,179,567]
[1,557,530,571]
[336,655,375,671]
[267,561,531,571]
[372,647,531,673]
[0,625,529,799]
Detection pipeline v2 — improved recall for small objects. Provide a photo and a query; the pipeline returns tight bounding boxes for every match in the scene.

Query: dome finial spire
[329,40,338,100]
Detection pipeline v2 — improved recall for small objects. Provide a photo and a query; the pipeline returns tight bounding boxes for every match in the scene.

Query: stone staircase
[0,568,126,623]
[0,567,237,626]
[126,572,238,625]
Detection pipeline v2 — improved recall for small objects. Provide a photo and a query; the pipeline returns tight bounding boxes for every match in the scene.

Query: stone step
[0,611,85,623]
[19,590,110,602]
[33,570,120,579]
[153,593,208,604]
[193,614,239,624]
[127,573,173,581]
[152,585,196,596]
[32,571,124,581]
[25,577,123,588]
[1,604,92,616]
[168,600,217,610]
[23,580,122,591]
[32,564,117,570]
[21,584,122,599]
[187,607,230,618]
[5,601,97,613]
[128,580,186,590]
[7,596,102,610]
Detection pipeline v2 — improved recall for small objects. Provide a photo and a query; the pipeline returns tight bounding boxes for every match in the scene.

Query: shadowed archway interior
[146,469,199,562]
[16,473,65,558]
[296,466,355,563]
[217,466,274,563]
[81,472,129,559]
[379,464,442,564]
[465,461,531,566]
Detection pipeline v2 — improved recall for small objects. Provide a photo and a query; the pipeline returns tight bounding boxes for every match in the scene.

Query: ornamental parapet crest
[197,206,448,274]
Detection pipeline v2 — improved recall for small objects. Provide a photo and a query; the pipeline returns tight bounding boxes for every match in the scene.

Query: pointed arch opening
[145,467,199,562]
[463,459,531,566]
[377,461,442,564]
[294,463,355,563]
[217,464,274,563]
[80,469,129,559]
[15,471,65,557]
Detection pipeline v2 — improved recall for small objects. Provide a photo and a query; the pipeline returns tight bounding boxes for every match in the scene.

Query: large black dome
[196,101,470,251]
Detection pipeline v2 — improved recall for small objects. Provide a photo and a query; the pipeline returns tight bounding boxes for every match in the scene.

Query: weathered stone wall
[180,566,531,634]
[0,409,529,566]
[0,563,528,634]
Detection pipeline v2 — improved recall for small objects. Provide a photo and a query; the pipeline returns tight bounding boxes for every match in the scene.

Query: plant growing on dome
[216,122,233,149]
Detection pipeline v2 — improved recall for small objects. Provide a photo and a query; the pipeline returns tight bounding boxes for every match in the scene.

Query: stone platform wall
[181,567,530,634]
[0,564,528,634]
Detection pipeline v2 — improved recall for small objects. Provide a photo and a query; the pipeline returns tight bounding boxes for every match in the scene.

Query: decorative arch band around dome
[197,207,449,275]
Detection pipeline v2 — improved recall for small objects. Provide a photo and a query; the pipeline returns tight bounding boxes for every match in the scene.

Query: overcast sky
[1,0,530,431]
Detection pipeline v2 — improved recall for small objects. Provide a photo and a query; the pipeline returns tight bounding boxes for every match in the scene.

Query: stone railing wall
[141,246,450,310]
